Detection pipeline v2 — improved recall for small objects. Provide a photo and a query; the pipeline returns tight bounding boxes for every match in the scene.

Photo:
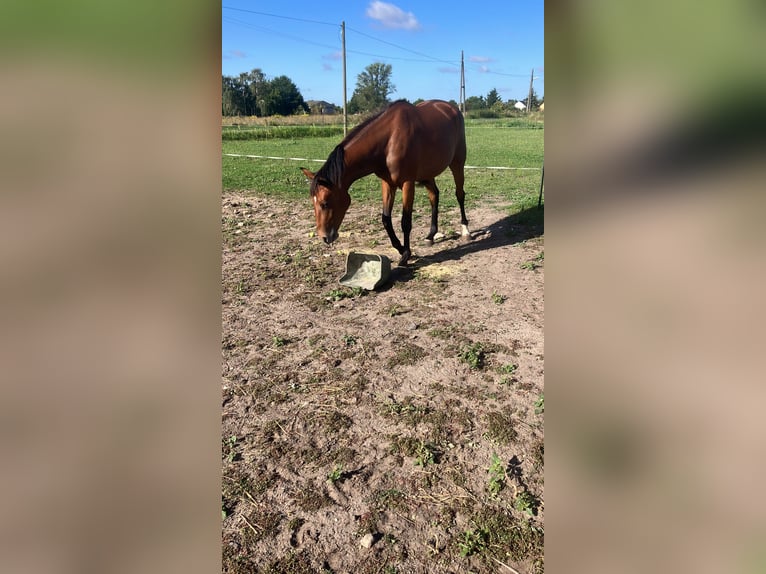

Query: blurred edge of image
[0,1,222,573]
[546,0,766,573]
[1,0,765,573]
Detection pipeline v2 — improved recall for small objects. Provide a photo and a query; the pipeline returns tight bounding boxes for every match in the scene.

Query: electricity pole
[341,21,348,136]
[460,50,466,113]
[526,68,534,112]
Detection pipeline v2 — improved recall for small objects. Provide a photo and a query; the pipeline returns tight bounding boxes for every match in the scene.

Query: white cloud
[322,63,334,71]
[323,51,342,61]
[223,49,246,60]
[469,55,492,63]
[366,1,421,30]
[479,65,490,73]
[438,67,460,74]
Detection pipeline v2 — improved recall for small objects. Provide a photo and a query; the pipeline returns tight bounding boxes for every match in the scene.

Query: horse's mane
[311,101,410,194]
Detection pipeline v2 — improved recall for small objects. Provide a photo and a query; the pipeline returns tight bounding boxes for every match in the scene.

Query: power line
[347,49,451,63]
[345,26,458,66]
[223,16,339,52]
[222,5,337,27]
[223,7,540,74]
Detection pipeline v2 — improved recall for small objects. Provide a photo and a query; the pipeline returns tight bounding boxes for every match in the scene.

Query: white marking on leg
[461,224,470,236]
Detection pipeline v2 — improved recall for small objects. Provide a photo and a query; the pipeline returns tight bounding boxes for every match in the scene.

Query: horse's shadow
[388,205,544,284]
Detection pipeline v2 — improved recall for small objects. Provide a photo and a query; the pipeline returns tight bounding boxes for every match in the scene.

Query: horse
[301,99,469,266]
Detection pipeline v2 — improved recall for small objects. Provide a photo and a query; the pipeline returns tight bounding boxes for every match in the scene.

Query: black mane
[311,101,409,194]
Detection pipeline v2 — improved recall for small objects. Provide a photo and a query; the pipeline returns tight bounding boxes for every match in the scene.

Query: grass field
[221,116,544,213]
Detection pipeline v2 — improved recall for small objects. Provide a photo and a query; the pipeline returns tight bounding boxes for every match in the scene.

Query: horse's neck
[340,126,388,189]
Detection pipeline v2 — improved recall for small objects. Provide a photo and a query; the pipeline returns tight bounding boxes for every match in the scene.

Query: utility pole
[341,21,348,137]
[526,68,534,112]
[460,50,466,113]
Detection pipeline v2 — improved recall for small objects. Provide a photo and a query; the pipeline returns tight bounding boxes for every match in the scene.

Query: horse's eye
[319,201,329,210]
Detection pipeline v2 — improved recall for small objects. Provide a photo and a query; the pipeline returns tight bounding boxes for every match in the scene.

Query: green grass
[222,118,544,211]
[222,125,344,141]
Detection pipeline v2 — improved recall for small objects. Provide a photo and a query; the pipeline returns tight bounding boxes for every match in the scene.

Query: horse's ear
[300,168,315,180]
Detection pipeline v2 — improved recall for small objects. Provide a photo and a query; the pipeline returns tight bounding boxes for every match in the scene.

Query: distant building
[514,101,527,111]
[307,100,337,115]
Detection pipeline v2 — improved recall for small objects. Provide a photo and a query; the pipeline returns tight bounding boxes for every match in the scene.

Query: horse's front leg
[398,181,415,266]
[380,179,404,256]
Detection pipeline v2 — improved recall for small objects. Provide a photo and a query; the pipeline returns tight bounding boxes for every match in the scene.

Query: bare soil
[222,190,544,573]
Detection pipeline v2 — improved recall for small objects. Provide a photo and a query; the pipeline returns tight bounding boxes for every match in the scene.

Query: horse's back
[387,100,464,178]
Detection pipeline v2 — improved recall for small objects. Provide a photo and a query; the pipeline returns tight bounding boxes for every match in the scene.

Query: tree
[465,95,486,111]
[222,75,244,116]
[348,62,396,114]
[261,75,307,116]
[486,88,500,108]
[245,69,268,116]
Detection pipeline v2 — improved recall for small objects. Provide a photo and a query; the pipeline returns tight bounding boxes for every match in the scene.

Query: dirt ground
[222,190,544,573]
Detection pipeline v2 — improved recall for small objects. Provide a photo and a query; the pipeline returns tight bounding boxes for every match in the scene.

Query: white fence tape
[223,153,541,170]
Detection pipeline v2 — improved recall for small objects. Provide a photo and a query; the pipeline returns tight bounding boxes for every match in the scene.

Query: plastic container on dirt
[338,252,391,291]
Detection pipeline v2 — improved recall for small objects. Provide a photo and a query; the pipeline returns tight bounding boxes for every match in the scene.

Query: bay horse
[301,99,469,266]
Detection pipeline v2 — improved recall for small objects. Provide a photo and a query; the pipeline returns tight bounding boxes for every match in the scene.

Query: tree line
[222,63,542,117]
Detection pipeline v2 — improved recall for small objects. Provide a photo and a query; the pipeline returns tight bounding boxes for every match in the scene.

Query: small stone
[360,533,376,549]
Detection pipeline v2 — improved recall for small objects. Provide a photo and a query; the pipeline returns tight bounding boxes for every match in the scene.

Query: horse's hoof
[424,238,434,247]
[398,250,411,266]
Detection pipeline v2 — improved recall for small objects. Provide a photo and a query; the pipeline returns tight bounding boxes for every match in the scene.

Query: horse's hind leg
[423,179,440,245]
[450,162,470,238]
[398,180,415,266]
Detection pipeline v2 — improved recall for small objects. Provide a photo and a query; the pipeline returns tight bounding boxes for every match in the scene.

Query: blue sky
[222,0,543,106]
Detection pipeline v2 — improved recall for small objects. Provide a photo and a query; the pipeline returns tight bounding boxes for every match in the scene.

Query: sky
[222,0,543,106]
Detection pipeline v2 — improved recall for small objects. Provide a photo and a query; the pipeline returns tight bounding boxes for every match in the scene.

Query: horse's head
[301,168,351,245]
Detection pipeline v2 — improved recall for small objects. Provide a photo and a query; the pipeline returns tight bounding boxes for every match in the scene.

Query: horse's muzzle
[322,228,338,245]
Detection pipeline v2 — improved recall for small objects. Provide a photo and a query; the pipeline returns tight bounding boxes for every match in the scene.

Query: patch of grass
[317,410,353,434]
[499,363,518,375]
[386,304,404,317]
[498,363,518,386]
[487,453,506,498]
[471,508,544,563]
[222,124,344,141]
[259,551,316,574]
[327,464,344,483]
[485,410,518,445]
[342,333,357,346]
[458,528,489,557]
[386,341,426,369]
[296,482,333,511]
[272,335,288,348]
[374,488,408,512]
[491,291,507,305]
[383,396,431,424]
[414,440,439,467]
[241,506,283,544]
[521,251,544,271]
[534,392,544,414]
[531,437,544,472]
[459,342,486,370]
[223,434,238,463]
[427,324,460,341]
[389,434,421,458]
[325,286,363,301]
[514,490,541,517]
